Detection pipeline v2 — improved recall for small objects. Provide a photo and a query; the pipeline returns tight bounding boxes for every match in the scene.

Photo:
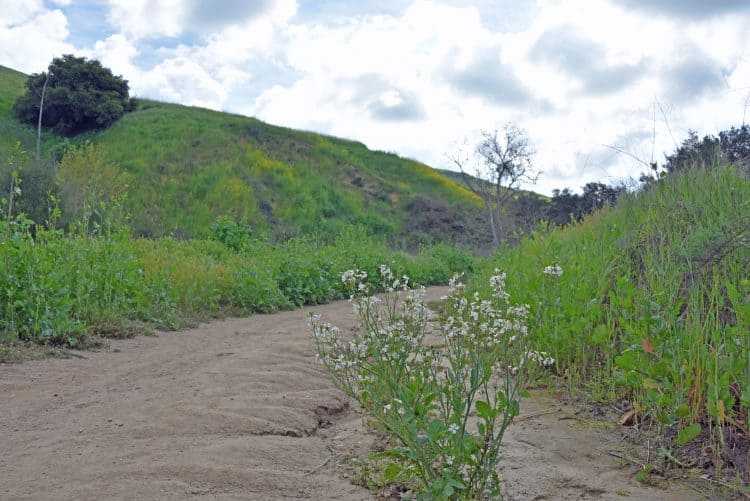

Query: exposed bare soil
[0,288,715,499]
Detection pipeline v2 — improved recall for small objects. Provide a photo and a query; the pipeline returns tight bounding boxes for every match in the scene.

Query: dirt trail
[1,287,704,500]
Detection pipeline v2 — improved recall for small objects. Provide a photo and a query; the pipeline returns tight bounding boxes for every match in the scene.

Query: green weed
[471,165,749,471]
[310,267,551,499]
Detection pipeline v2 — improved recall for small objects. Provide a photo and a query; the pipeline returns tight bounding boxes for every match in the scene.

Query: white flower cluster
[351,295,381,315]
[442,271,529,351]
[342,268,370,298]
[509,349,556,375]
[403,286,428,324]
[525,350,555,367]
[383,397,407,416]
[543,264,563,277]
[341,268,368,284]
[488,269,509,302]
[311,266,430,391]
[379,264,394,281]
[378,264,410,292]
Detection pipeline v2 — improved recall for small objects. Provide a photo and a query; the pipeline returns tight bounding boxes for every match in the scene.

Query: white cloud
[0,2,73,73]
[142,57,228,108]
[0,0,45,25]
[105,0,297,40]
[2,0,749,195]
[86,34,139,77]
[242,0,750,194]
[93,0,298,111]
[251,1,507,154]
[105,0,186,40]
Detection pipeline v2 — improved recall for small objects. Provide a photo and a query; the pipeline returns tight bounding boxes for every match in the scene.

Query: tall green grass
[472,165,749,461]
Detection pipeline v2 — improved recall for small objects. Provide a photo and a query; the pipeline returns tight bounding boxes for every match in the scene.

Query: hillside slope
[0,64,483,244]
[0,65,29,151]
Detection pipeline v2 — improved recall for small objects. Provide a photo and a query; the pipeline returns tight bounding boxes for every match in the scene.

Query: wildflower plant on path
[309,266,554,500]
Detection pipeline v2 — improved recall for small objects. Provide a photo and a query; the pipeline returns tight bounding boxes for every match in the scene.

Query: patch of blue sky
[295,0,411,23]
[47,0,108,48]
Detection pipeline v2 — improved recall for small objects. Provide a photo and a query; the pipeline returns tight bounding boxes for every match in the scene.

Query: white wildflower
[341,269,356,283]
[379,264,394,280]
[543,264,563,277]
[527,350,555,367]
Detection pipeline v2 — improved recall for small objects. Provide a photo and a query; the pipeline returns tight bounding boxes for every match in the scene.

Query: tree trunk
[488,204,499,246]
[36,72,49,166]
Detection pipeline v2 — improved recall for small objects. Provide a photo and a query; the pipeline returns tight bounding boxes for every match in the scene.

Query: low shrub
[310,266,553,499]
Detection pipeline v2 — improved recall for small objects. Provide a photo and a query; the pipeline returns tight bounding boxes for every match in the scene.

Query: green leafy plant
[310,266,552,499]
[210,214,253,252]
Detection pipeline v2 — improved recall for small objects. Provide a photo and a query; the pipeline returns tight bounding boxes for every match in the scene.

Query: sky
[2,0,749,194]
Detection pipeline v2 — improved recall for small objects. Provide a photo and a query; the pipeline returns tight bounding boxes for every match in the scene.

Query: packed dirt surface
[0,287,712,500]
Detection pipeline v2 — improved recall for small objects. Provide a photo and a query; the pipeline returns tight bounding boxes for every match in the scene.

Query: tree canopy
[664,124,750,173]
[13,54,135,136]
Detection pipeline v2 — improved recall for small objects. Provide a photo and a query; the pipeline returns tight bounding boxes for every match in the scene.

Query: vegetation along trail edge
[0,287,704,500]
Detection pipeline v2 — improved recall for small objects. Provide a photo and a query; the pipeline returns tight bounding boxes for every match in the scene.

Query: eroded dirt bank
[0,287,707,499]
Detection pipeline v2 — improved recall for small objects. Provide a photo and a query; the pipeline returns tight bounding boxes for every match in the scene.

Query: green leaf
[615,349,639,371]
[475,400,493,420]
[427,419,445,440]
[591,324,609,344]
[382,462,406,481]
[635,463,654,483]
[675,404,691,419]
[438,475,466,498]
[675,423,701,446]
[741,385,750,409]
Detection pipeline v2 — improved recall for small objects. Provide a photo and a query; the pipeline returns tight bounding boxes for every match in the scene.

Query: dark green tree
[580,182,624,214]
[719,124,750,164]
[514,192,548,234]
[664,130,720,173]
[663,125,750,174]
[13,54,136,136]
[548,188,582,225]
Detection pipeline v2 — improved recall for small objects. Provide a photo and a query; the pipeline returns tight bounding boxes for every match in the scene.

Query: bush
[0,220,476,353]
[56,142,130,231]
[310,267,550,499]
[13,55,135,136]
[210,215,253,251]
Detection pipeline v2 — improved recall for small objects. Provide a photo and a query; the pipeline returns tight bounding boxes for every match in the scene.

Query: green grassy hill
[0,64,483,244]
[0,65,29,151]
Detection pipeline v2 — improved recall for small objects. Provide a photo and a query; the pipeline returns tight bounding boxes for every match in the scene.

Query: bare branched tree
[448,123,538,246]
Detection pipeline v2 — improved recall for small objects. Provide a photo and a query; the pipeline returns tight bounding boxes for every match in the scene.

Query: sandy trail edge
[1,287,705,500]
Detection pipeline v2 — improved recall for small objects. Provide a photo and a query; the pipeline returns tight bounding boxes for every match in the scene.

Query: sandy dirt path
[1,287,705,500]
